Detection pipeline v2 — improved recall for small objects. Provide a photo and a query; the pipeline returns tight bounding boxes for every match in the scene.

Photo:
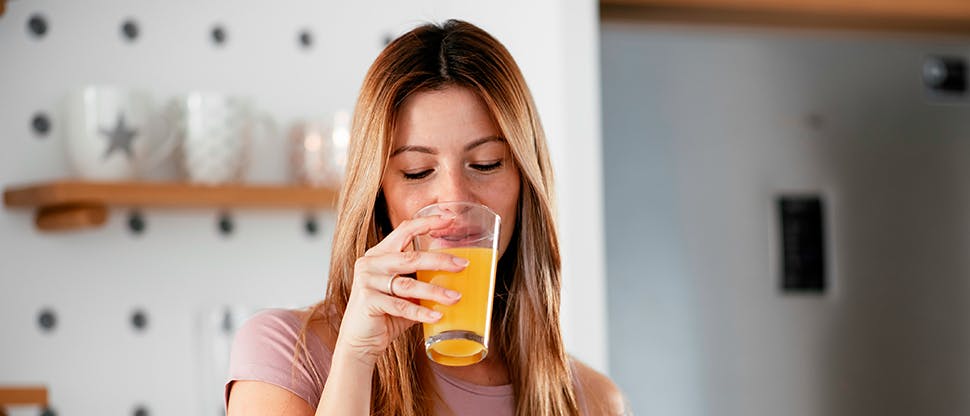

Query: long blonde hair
[298,19,579,415]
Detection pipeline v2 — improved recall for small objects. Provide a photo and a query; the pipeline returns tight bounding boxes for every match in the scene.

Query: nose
[435,166,474,204]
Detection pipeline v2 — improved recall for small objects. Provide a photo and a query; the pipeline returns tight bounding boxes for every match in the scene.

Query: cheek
[384,197,413,228]
[383,186,432,229]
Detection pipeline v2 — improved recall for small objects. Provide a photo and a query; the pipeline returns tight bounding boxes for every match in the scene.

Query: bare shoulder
[571,357,629,416]
[226,306,336,415]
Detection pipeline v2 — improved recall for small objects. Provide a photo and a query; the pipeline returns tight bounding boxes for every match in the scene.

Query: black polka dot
[218,213,234,236]
[298,29,313,49]
[128,211,146,235]
[28,14,48,38]
[133,404,150,416]
[121,19,140,41]
[131,309,148,331]
[221,309,234,333]
[304,216,318,235]
[38,308,57,332]
[32,112,52,137]
[211,25,227,46]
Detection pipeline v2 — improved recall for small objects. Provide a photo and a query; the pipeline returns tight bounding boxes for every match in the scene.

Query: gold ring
[387,275,399,297]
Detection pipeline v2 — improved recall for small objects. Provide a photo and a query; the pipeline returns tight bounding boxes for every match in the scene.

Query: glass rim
[412,201,501,221]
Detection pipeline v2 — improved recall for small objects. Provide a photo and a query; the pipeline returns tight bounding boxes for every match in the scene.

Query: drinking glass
[412,202,501,366]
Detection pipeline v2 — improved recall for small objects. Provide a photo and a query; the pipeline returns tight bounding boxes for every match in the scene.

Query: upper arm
[227,380,316,416]
[573,359,629,416]
[225,309,331,414]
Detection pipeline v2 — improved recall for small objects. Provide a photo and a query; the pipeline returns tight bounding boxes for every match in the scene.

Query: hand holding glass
[412,202,500,366]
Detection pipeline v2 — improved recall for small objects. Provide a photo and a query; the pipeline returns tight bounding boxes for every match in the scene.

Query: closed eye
[403,169,433,180]
[470,161,502,172]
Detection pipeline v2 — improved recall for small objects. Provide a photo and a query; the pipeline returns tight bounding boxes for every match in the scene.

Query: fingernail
[430,311,443,319]
[446,289,461,299]
[453,257,470,267]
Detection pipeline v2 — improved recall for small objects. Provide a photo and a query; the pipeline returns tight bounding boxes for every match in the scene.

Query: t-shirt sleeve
[224,308,329,410]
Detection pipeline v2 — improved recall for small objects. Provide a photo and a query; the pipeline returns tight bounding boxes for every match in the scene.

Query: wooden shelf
[0,385,47,409]
[3,180,338,232]
[602,0,970,34]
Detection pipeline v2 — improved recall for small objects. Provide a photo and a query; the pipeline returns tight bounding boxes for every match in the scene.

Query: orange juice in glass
[413,202,500,366]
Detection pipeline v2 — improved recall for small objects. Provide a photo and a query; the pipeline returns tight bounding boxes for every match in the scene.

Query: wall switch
[779,196,826,293]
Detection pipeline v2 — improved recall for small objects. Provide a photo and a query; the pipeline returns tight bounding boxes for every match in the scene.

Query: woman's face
[381,85,521,257]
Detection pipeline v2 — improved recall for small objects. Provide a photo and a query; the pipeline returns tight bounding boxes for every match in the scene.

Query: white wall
[603,21,970,416]
[0,1,604,414]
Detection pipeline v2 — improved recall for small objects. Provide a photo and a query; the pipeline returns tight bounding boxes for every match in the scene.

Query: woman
[225,19,626,415]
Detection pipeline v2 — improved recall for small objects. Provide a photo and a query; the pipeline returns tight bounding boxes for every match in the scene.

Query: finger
[386,275,462,305]
[366,215,455,255]
[360,251,469,277]
[373,293,443,323]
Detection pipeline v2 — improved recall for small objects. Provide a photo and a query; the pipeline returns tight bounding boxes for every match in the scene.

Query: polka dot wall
[0,0,605,415]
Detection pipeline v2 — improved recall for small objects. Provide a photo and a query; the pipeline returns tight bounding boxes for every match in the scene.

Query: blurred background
[3,0,970,415]
[0,1,602,415]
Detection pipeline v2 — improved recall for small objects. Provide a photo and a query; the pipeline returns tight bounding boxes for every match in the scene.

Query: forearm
[315,346,375,416]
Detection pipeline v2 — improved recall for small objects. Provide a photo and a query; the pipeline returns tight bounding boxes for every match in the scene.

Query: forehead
[392,86,500,148]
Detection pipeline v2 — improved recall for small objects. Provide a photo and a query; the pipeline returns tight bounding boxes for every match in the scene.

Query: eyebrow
[390,135,505,157]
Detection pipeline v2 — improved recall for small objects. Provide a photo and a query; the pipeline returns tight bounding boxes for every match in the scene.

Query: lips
[428,225,488,246]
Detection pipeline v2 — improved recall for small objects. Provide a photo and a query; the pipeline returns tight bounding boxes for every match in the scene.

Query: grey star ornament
[100,113,139,160]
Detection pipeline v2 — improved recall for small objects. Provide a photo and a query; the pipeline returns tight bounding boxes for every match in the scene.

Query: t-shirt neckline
[429,363,515,397]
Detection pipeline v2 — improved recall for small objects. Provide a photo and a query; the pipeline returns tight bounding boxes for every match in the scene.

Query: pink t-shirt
[225,308,585,415]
